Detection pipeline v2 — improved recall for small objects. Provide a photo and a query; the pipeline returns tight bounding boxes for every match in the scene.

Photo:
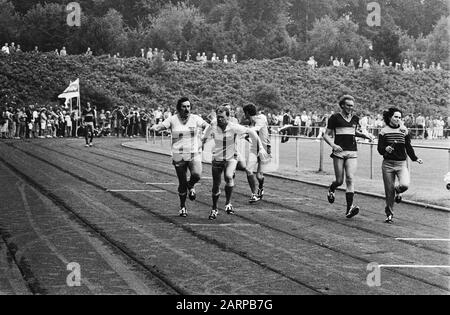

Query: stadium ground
[0,138,448,295]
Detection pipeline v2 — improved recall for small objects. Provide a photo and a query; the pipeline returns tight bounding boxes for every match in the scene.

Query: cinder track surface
[0,138,448,295]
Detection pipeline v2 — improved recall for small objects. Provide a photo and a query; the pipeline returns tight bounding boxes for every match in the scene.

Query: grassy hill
[1,53,449,116]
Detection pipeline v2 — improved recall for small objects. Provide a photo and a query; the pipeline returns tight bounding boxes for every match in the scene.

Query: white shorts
[247,152,270,173]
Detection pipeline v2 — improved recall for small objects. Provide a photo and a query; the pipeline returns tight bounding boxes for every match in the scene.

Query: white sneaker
[209,209,218,220]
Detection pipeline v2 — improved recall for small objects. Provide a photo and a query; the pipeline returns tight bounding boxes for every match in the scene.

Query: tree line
[0,0,448,67]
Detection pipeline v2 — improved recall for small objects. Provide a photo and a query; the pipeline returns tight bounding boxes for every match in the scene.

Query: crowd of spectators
[306,55,444,72]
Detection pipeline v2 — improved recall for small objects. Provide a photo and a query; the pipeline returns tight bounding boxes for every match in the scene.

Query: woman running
[378,107,423,223]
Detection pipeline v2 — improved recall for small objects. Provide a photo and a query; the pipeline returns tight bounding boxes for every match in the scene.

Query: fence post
[319,138,324,172]
[296,137,300,168]
[369,143,374,180]
[161,131,163,145]
[448,149,450,173]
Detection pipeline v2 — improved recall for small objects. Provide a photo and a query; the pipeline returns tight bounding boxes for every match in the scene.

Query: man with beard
[150,97,209,217]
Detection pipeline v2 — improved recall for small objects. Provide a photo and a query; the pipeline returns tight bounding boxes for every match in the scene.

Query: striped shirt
[210,121,249,161]
[377,125,418,161]
[162,114,207,161]
[327,113,360,151]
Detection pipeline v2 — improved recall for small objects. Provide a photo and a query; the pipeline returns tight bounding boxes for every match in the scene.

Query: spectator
[1,43,10,54]
[16,44,22,53]
[362,59,371,70]
[348,59,355,69]
[339,58,345,66]
[172,51,179,62]
[33,46,39,53]
[9,42,16,53]
[65,110,72,137]
[415,113,425,139]
[358,56,363,69]
[223,55,229,64]
[85,47,92,56]
[231,54,237,64]
[185,50,191,62]
[60,47,67,56]
[54,49,59,56]
[146,48,153,60]
[307,56,316,69]
[380,59,386,67]
[141,48,145,58]
[333,57,340,67]
[201,52,207,63]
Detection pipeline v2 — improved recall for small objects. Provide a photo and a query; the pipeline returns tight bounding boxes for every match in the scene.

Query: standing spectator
[231,54,237,64]
[146,48,153,60]
[363,59,371,70]
[300,110,308,136]
[307,56,316,69]
[85,47,93,56]
[333,57,340,67]
[378,108,423,223]
[358,56,363,69]
[415,113,425,139]
[33,46,39,54]
[154,106,163,124]
[185,50,191,62]
[9,42,16,53]
[223,55,229,64]
[16,44,22,53]
[425,116,432,139]
[65,110,72,137]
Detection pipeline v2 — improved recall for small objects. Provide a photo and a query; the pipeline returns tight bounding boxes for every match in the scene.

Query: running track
[0,138,448,295]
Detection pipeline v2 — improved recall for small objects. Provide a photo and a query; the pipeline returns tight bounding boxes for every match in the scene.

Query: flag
[58,78,80,99]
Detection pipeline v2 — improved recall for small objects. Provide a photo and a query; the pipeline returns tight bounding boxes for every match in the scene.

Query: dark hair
[338,95,355,108]
[243,103,257,116]
[383,107,402,125]
[176,97,190,112]
[216,105,230,117]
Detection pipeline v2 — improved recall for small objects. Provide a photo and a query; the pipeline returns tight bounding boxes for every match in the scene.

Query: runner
[202,106,267,220]
[377,107,423,223]
[243,104,271,203]
[323,95,375,219]
[150,97,209,217]
[81,102,96,147]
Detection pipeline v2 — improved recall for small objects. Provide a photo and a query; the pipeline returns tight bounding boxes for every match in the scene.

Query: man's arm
[356,129,375,141]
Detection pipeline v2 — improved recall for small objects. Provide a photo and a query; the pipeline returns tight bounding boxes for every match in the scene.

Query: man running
[242,104,271,203]
[150,97,209,217]
[81,102,96,147]
[323,95,375,219]
[202,106,266,220]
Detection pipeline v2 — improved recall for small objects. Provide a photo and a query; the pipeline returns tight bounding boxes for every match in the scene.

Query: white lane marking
[106,190,166,193]
[396,238,450,242]
[145,183,176,185]
[379,265,450,269]
[237,208,297,213]
[185,223,259,227]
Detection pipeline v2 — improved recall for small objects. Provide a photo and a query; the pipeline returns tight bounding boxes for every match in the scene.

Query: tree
[0,0,21,43]
[149,2,205,52]
[426,16,450,67]
[307,16,370,65]
[372,26,401,63]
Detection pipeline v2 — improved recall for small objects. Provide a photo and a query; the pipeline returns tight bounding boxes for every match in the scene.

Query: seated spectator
[380,59,386,67]
[363,59,371,70]
[1,43,10,54]
[348,59,355,68]
[201,52,207,63]
[33,46,39,53]
[9,42,16,53]
[15,44,22,53]
[231,54,237,64]
[185,50,191,62]
[172,51,178,62]
[339,58,345,66]
[60,47,67,56]
[54,49,59,56]
[223,55,229,64]
[85,47,92,56]
[196,52,202,62]
[436,63,442,70]
[333,57,340,67]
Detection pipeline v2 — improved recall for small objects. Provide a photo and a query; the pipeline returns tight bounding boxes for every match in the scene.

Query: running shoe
[385,207,393,223]
[394,190,402,204]
[249,194,260,203]
[188,188,196,201]
[346,205,360,219]
[327,189,335,204]
[89,143,93,147]
[209,209,218,220]
[179,207,187,217]
[225,204,235,215]
[257,188,264,200]
[85,144,89,147]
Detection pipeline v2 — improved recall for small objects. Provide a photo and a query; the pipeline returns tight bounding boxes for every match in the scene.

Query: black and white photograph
[0,0,449,299]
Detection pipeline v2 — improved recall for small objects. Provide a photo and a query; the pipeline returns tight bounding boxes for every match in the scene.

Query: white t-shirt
[249,114,270,154]
[162,114,207,161]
